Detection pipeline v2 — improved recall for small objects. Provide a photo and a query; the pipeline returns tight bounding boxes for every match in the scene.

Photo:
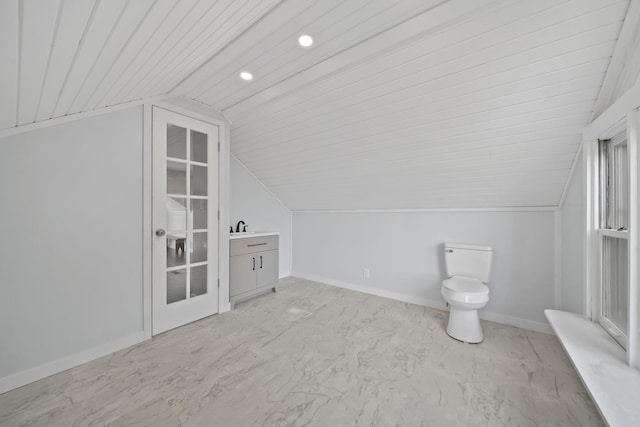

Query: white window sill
[545,309,640,427]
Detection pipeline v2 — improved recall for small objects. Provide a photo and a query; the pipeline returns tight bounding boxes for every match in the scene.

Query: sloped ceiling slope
[177,0,631,210]
[0,0,280,129]
[1,0,634,210]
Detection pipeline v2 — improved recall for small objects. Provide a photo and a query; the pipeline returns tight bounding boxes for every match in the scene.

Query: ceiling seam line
[15,0,24,127]
[33,0,65,123]
[590,0,640,120]
[231,103,595,153]
[219,0,528,111]
[229,23,621,124]
[166,0,288,96]
[220,0,461,111]
[231,153,291,211]
[236,135,586,170]
[62,0,131,116]
[231,112,593,159]
[231,80,605,141]
[79,0,159,113]
[50,0,101,119]
[190,0,347,100]
[240,139,584,172]
[221,0,617,113]
[135,0,248,100]
[99,0,215,107]
[220,0,599,109]
[86,0,180,111]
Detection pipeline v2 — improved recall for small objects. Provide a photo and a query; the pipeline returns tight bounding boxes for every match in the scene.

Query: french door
[152,107,219,335]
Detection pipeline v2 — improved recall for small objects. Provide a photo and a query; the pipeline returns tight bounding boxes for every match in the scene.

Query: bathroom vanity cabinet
[229,233,279,308]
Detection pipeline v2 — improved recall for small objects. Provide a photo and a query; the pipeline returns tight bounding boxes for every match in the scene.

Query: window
[585,94,639,368]
[600,133,629,230]
[598,131,629,348]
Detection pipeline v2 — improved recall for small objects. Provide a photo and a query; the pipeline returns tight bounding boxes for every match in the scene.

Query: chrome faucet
[235,220,246,233]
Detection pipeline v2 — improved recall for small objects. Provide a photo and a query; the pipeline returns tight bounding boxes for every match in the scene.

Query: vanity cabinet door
[230,253,257,297]
[257,249,279,288]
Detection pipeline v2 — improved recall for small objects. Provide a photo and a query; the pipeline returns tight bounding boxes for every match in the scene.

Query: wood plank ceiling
[1,0,636,210]
[0,0,280,129]
[209,0,632,210]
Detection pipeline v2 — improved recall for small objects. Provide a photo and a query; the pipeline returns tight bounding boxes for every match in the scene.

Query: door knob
[155,229,166,236]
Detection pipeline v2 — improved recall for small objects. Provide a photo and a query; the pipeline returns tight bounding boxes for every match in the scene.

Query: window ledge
[545,310,640,427]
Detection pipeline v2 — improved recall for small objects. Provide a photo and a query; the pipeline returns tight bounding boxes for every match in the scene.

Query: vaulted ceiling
[2,0,639,210]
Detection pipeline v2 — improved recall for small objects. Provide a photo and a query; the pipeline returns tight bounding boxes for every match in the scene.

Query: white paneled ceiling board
[175,0,454,107]
[177,0,631,210]
[16,0,61,126]
[0,0,19,129]
[34,0,97,123]
[1,0,281,127]
[110,0,281,105]
[2,0,640,210]
[591,0,640,119]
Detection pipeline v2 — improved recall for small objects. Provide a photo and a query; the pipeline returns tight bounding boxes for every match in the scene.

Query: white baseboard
[279,272,291,279]
[291,272,553,335]
[0,332,146,395]
[293,271,448,310]
[478,309,553,334]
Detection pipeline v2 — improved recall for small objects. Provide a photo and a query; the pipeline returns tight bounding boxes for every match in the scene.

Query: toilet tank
[444,243,493,283]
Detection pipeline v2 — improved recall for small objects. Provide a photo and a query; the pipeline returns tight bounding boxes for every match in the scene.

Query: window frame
[585,108,639,368]
[598,133,630,348]
[598,231,629,347]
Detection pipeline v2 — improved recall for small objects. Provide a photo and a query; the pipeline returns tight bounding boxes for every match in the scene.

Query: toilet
[441,243,493,343]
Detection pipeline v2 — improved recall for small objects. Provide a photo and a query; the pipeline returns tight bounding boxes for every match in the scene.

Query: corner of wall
[158,97,231,127]
[558,144,584,209]
[231,154,291,212]
[230,154,293,276]
[554,209,562,310]
[291,272,554,334]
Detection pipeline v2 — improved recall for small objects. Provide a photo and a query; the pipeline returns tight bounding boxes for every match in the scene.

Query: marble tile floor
[0,277,603,426]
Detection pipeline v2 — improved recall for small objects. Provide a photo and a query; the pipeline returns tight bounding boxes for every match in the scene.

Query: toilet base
[446,305,483,343]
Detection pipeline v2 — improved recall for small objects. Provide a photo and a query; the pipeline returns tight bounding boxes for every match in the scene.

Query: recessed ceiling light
[240,71,253,81]
[298,35,313,47]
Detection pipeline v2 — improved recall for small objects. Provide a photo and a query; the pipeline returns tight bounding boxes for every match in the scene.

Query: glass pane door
[165,126,209,305]
[152,107,219,336]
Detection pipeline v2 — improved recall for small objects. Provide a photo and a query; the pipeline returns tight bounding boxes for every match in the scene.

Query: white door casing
[152,107,219,335]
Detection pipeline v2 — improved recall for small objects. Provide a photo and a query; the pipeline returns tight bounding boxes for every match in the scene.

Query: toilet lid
[443,276,489,296]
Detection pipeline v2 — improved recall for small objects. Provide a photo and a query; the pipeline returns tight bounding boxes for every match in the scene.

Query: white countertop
[545,309,640,427]
[229,231,279,240]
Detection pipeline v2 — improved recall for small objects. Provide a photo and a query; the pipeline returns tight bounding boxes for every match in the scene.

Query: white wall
[0,108,144,380]
[558,152,585,315]
[293,211,555,328]
[230,155,292,275]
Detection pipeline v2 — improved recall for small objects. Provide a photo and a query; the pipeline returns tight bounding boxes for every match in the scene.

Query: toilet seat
[442,276,489,304]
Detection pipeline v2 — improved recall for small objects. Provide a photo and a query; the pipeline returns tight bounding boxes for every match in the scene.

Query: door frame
[142,100,231,339]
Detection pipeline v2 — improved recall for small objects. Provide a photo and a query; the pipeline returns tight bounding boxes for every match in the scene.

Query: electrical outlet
[363,268,370,279]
